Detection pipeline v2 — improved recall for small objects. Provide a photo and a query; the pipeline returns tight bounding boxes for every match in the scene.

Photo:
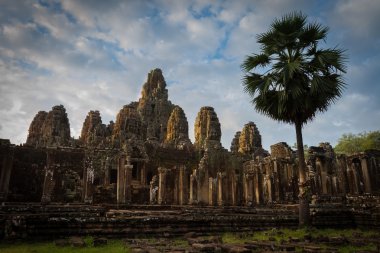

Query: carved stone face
[208,123,220,140]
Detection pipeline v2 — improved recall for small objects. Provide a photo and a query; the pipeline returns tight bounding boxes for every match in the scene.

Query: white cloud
[333,0,380,39]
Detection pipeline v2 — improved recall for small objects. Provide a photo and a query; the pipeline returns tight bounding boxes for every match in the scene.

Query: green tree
[363,131,380,150]
[335,131,380,154]
[241,12,347,226]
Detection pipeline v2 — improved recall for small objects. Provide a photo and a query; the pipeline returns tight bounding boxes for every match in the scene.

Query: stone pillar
[248,176,254,205]
[158,167,167,204]
[370,157,379,192]
[83,155,94,204]
[0,146,14,202]
[117,154,126,204]
[264,174,272,203]
[140,163,146,185]
[197,170,209,205]
[231,173,236,206]
[189,173,195,204]
[41,150,56,204]
[273,160,280,202]
[208,177,215,206]
[150,178,155,203]
[125,156,133,202]
[352,163,360,194]
[243,174,248,206]
[254,166,262,204]
[173,175,179,204]
[317,158,328,194]
[336,157,348,195]
[104,156,110,186]
[178,165,186,205]
[332,176,338,195]
[217,172,223,206]
[346,166,356,195]
[361,158,372,193]
[149,175,158,204]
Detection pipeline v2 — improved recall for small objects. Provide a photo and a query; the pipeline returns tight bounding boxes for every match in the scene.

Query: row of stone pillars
[40,152,135,205]
[243,159,299,205]
[188,171,236,206]
[157,166,188,205]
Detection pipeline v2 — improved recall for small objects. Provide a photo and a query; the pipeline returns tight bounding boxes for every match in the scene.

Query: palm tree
[241,12,347,226]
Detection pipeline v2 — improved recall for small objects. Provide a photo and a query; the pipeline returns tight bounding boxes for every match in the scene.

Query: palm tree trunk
[295,119,310,226]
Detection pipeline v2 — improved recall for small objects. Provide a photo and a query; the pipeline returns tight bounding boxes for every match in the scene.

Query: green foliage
[0,239,128,253]
[339,244,377,253]
[222,228,378,253]
[335,131,380,154]
[241,11,347,125]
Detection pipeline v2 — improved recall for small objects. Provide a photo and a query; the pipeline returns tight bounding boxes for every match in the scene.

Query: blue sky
[0,0,379,150]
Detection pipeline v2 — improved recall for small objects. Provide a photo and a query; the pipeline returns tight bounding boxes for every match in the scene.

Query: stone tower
[26,105,71,147]
[137,68,174,142]
[26,111,48,147]
[230,131,241,154]
[194,106,222,150]
[112,103,145,146]
[165,106,191,148]
[80,110,109,147]
[238,122,262,155]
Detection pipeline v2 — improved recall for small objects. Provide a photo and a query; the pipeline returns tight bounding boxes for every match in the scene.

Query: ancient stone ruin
[0,68,379,239]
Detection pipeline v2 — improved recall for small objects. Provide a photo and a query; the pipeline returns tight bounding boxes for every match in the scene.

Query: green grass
[171,238,189,247]
[1,230,378,253]
[222,228,379,253]
[0,238,129,253]
[339,244,376,253]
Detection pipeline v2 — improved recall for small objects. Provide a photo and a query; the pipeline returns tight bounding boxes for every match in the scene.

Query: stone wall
[7,146,46,202]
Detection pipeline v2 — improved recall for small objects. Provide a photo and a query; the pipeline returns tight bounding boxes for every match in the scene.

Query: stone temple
[0,69,379,238]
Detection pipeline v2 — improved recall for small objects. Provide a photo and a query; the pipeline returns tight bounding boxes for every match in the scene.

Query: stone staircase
[0,204,297,239]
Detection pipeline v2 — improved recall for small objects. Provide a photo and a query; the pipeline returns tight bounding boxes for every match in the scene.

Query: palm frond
[299,22,328,47]
[241,54,270,72]
[241,11,347,125]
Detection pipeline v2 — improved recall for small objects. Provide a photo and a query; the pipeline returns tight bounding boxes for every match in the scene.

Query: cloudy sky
[1,0,379,150]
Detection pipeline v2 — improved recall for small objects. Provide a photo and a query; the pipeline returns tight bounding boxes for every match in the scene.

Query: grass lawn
[222,228,378,253]
[0,228,378,253]
[0,237,129,253]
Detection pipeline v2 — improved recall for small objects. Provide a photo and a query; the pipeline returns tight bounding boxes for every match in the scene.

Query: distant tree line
[334,131,380,155]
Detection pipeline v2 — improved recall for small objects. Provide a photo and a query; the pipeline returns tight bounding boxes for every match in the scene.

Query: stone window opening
[147,171,153,185]
[110,169,117,184]
[132,162,139,180]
